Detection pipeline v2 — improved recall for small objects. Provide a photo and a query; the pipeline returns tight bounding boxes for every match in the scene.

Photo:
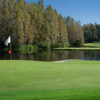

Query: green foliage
[18,45,38,53]
[93,41,100,43]
[74,39,81,46]
[3,47,9,51]
[64,16,84,44]
[55,41,63,48]
[83,23,100,43]
[27,44,34,51]
[19,45,27,50]
[37,39,50,49]
[63,38,70,47]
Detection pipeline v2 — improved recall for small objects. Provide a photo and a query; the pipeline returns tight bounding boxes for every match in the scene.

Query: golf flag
[8,50,11,54]
[5,36,11,46]
[5,36,13,79]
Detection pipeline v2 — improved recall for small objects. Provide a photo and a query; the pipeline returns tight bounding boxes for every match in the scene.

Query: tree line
[64,16,84,45]
[83,23,100,43]
[0,0,85,49]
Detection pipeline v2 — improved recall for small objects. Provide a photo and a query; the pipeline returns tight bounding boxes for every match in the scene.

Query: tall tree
[58,14,68,47]
[15,7,25,45]
[65,16,84,44]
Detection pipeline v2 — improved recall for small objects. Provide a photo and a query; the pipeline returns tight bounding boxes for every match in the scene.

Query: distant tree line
[83,23,100,43]
[0,0,85,49]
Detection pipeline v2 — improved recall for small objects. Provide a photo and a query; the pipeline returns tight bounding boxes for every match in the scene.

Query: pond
[0,50,100,61]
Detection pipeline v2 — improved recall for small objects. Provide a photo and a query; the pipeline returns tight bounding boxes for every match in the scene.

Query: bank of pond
[1,43,100,61]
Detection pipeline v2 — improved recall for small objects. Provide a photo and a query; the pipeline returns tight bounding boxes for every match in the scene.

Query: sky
[25,0,100,25]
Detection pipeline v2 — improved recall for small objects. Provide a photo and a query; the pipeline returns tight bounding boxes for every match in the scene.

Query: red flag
[8,50,11,54]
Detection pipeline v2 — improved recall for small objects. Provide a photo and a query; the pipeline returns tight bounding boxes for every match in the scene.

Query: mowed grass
[55,43,100,50]
[83,43,100,47]
[0,60,100,100]
[55,47,100,50]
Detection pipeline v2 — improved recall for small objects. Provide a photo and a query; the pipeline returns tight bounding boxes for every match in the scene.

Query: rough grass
[0,60,100,100]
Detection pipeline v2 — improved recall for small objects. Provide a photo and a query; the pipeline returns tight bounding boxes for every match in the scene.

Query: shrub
[18,45,39,53]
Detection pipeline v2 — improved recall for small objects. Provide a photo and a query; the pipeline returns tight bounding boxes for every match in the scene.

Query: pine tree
[28,2,37,44]
[1,0,9,38]
[35,2,44,47]
[45,5,59,47]
[65,16,84,44]
[58,14,68,47]
[15,7,25,45]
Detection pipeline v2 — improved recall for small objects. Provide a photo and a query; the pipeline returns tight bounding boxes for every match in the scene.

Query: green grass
[0,60,100,100]
[54,43,100,50]
[54,47,100,50]
[83,43,100,47]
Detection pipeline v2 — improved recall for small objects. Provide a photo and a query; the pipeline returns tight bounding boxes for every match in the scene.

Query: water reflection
[32,50,69,61]
[68,51,84,59]
[83,51,100,61]
[0,50,100,61]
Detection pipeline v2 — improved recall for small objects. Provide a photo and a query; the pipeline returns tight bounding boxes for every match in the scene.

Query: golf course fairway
[0,60,100,100]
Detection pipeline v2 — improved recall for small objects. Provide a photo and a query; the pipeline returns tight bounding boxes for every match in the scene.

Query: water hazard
[1,50,100,61]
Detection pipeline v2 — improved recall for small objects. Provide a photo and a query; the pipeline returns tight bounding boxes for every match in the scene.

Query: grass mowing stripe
[0,88,100,100]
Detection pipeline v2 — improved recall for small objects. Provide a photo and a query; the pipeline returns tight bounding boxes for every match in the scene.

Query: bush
[74,40,81,46]
[18,45,39,53]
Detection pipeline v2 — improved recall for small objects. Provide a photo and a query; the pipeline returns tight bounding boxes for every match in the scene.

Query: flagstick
[10,42,13,79]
